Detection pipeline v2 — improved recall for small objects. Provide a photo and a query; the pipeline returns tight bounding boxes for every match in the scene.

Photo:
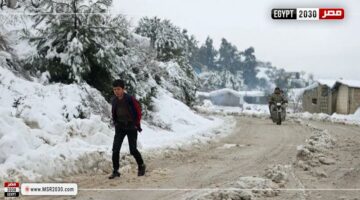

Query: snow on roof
[209,88,241,97]
[336,80,360,88]
[196,91,210,98]
[317,79,337,88]
[302,79,360,93]
[200,89,266,98]
[303,82,319,92]
[317,79,360,89]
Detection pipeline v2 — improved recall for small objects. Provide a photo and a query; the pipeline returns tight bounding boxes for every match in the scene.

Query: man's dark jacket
[111,93,141,131]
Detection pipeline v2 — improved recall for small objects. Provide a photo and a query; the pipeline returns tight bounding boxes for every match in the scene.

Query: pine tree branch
[50,1,71,8]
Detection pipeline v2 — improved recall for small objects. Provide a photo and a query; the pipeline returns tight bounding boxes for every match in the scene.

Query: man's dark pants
[112,122,144,173]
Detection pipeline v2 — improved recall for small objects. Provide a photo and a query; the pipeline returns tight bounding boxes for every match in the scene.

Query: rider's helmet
[274,87,281,94]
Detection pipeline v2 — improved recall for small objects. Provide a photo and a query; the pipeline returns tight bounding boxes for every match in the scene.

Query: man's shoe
[108,171,120,179]
[138,164,146,176]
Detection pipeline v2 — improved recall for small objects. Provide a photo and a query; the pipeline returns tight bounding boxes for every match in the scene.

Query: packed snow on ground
[217,143,246,149]
[296,123,336,177]
[185,176,281,200]
[264,164,290,185]
[0,66,226,181]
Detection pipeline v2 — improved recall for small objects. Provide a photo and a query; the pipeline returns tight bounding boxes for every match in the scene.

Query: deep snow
[0,66,226,181]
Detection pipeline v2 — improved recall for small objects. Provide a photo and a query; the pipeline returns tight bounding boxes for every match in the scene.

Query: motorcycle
[270,102,286,125]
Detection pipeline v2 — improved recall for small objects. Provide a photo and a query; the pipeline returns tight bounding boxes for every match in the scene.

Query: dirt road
[25,117,360,200]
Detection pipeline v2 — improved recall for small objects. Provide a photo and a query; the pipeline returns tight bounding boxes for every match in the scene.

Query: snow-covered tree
[25,0,129,99]
[242,47,258,89]
[0,33,8,52]
[111,34,159,116]
[135,17,198,107]
[135,17,187,62]
[198,70,242,91]
[0,0,17,9]
[182,29,200,71]
[197,36,217,71]
[218,38,241,73]
[0,33,12,69]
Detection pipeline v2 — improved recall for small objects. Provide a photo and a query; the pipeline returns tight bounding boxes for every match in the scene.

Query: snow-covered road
[23,116,360,200]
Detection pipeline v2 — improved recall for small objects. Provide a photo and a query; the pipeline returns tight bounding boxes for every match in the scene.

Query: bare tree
[288,89,303,113]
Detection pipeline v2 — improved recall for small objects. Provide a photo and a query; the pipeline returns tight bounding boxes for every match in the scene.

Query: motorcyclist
[268,87,288,113]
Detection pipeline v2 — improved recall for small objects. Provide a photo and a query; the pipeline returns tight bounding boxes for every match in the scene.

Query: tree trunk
[8,0,17,8]
[73,0,77,30]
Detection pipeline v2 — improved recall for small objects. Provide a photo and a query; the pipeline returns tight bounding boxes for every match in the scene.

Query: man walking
[109,79,146,179]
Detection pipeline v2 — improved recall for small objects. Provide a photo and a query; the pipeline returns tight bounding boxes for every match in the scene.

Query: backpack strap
[131,96,142,123]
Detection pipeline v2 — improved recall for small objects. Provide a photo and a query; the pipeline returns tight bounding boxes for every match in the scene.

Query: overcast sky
[111,0,360,81]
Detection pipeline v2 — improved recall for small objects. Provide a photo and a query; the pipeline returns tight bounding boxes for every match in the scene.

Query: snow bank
[233,177,280,197]
[138,89,224,149]
[264,165,290,185]
[291,111,360,126]
[0,66,114,181]
[185,164,290,200]
[296,123,336,177]
[0,67,225,181]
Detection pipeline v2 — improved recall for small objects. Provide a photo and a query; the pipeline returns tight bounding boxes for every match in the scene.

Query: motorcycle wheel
[277,112,282,125]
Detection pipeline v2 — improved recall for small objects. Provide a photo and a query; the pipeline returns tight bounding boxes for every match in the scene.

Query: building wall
[322,85,333,114]
[210,92,241,107]
[303,87,320,113]
[304,83,360,115]
[349,88,360,114]
[336,85,349,114]
[244,96,268,104]
[331,89,338,114]
[302,85,333,114]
